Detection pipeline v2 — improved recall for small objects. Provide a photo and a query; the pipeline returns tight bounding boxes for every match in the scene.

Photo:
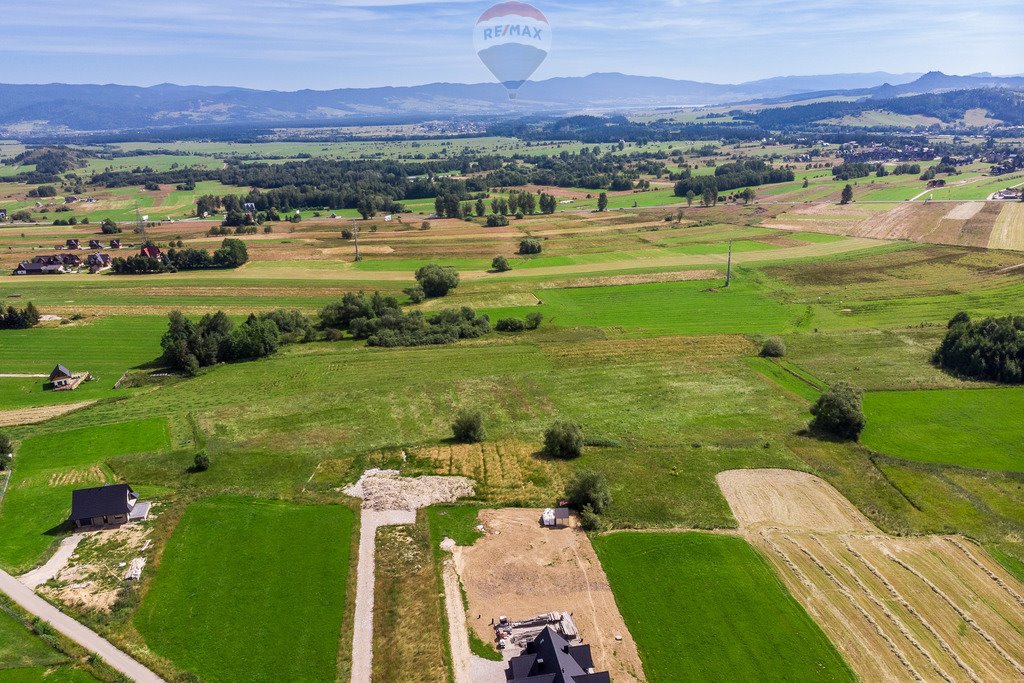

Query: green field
[135,497,354,683]
[0,418,170,572]
[0,317,168,409]
[0,607,66,671]
[862,388,1024,472]
[593,532,854,682]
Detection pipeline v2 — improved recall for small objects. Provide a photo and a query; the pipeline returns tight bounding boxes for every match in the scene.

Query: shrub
[519,238,542,255]
[486,214,509,227]
[341,228,354,240]
[525,312,544,330]
[415,264,460,298]
[565,470,611,514]
[579,505,601,532]
[544,420,584,459]
[760,337,787,358]
[420,221,431,231]
[491,256,511,272]
[404,285,426,304]
[809,381,866,440]
[192,451,210,472]
[495,318,526,332]
[451,409,486,443]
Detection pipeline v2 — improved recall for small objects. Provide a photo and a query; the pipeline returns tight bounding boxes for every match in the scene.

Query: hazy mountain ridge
[1,71,1021,133]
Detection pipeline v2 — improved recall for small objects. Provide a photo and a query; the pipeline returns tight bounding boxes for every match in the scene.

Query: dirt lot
[453,508,645,682]
[718,469,1024,682]
[0,401,97,427]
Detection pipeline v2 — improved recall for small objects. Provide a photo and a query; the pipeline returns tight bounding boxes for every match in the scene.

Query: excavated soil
[454,508,645,683]
[718,469,1024,682]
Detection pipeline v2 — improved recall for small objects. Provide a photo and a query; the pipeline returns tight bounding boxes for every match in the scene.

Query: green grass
[489,279,801,337]
[0,608,66,671]
[745,357,824,401]
[0,418,170,572]
[426,506,483,551]
[135,497,354,683]
[862,388,1024,472]
[0,668,98,682]
[593,532,854,682]
[0,316,168,409]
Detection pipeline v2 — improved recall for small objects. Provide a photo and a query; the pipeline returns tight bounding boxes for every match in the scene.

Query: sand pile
[345,469,474,511]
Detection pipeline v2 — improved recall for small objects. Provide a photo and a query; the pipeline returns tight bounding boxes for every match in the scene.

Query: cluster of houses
[12,238,120,275]
[993,188,1023,201]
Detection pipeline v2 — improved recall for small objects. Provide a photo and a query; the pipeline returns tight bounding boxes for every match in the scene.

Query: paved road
[0,568,164,683]
[19,534,85,589]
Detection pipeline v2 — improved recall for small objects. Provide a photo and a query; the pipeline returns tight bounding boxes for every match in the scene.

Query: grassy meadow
[135,497,354,683]
[594,532,854,681]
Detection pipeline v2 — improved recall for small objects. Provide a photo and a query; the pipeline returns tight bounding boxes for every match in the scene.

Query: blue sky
[1,0,1021,89]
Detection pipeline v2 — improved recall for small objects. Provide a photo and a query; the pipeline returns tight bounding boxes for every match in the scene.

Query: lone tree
[809,381,866,440]
[415,264,460,298]
[451,409,486,443]
[565,470,611,514]
[192,451,211,472]
[685,190,695,207]
[760,336,787,358]
[841,184,854,205]
[491,256,511,272]
[597,192,608,212]
[518,238,542,255]
[544,420,584,459]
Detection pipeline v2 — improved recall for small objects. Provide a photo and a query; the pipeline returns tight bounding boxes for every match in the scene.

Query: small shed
[69,484,140,527]
[49,365,73,382]
[541,507,571,528]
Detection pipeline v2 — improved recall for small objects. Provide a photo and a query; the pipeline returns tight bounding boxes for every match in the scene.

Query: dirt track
[454,509,645,682]
[0,401,97,427]
[718,469,1024,682]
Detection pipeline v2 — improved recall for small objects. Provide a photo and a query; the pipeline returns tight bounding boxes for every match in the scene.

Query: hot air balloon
[473,2,551,100]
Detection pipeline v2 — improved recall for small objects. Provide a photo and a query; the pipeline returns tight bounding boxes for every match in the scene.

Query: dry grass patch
[414,441,561,505]
[989,203,1024,251]
[0,401,97,427]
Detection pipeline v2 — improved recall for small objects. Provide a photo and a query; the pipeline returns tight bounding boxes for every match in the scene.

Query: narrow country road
[0,568,164,683]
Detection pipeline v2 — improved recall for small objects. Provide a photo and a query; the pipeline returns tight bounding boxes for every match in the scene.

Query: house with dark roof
[506,626,610,683]
[86,253,112,272]
[109,239,122,249]
[88,239,103,250]
[13,260,61,276]
[66,239,81,250]
[69,484,149,527]
[140,244,162,259]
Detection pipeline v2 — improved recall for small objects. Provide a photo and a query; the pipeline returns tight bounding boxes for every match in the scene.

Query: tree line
[112,239,248,275]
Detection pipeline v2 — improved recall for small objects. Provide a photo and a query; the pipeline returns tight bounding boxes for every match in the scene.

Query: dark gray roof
[553,508,571,520]
[505,627,609,683]
[50,365,72,380]
[70,484,136,521]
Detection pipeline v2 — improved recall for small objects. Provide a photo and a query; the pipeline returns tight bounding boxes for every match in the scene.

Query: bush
[579,505,601,532]
[486,214,509,227]
[525,312,544,330]
[100,218,122,234]
[544,420,584,459]
[192,451,210,472]
[341,228,354,240]
[495,318,526,332]
[415,264,460,298]
[519,238,542,255]
[420,221,431,231]
[404,285,426,304]
[451,409,486,443]
[491,256,511,272]
[565,470,611,514]
[809,381,866,440]
[760,337,787,358]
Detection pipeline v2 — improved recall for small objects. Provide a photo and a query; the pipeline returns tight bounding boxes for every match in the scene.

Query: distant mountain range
[1,71,1022,133]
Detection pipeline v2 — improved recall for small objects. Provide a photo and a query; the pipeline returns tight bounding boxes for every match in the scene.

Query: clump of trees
[160,310,287,375]
[415,265,459,298]
[113,239,248,274]
[519,238,542,255]
[932,312,1024,383]
[809,381,866,440]
[0,303,41,330]
[318,292,490,348]
[486,214,510,227]
[544,421,584,459]
[100,219,122,234]
[451,410,486,444]
[496,312,543,332]
[565,470,611,531]
[760,337,786,358]
[674,158,794,198]
[840,184,854,205]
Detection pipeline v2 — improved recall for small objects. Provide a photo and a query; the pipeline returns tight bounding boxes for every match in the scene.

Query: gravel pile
[345,469,475,511]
